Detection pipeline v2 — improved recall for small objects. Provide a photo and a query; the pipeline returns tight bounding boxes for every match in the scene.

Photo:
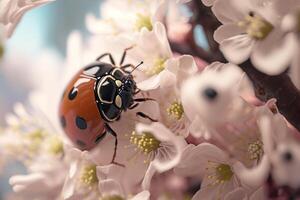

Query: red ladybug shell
[59,69,106,150]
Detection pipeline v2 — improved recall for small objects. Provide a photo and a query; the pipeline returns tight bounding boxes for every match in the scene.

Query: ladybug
[59,48,156,164]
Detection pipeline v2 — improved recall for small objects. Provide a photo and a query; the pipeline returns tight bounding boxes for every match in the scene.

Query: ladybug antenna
[130,61,143,74]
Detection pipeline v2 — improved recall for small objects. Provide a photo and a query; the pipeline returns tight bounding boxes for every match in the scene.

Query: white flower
[2,103,64,162]
[128,22,173,90]
[144,55,197,137]
[3,103,67,200]
[0,0,54,37]
[180,62,245,139]
[248,0,300,87]
[234,103,300,198]
[9,154,67,200]
[86,0,165,35]
[175,143,252,200]
[212,0,291,74]
[62,147,101,200]
[123,122,187,190]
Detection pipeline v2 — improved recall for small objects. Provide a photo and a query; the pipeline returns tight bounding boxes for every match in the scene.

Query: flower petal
[224,187,247,200]
[251,31,297,75]
[220,35,254,64]
[130,190,150,200]
[214,24,244,44]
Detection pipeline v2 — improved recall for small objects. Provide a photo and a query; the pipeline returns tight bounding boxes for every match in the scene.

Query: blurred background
[0,0,102,197]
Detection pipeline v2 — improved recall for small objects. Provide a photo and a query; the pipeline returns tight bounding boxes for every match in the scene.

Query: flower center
[248,140,263,161]
[135,13,153,31]
[101,195,125,200]
[238,13,273,40]
[80,165,98,186]
[26,129,46,152]
[47,136,64,155]
[207,162,233,185]
[147,58,166,75]
[130,131,161,154]
[167,101,184,120]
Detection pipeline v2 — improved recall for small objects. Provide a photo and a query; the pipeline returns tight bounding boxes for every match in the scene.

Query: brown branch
[240,60,300,131]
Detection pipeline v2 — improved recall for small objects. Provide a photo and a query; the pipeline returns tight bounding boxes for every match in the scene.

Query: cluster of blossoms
[1,0,300,199]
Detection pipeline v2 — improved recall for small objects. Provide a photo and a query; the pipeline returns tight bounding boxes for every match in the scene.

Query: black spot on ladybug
[68,87,78,100]
[60,116,66,128]
[76,116,87,130]
[95,132,107,144]
[76,140,86,148]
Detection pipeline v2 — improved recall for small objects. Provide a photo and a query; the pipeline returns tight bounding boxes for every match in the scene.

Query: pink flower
[180,62,245,139]
[125,122,187,190]
[174,143,262,200]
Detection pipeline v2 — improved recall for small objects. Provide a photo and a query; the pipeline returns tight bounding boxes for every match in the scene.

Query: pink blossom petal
[251,31,297,75]
[212,0,246,24]
[201,0,215,7]
[220,34,254,64]
[214,23,244,44]
[175,143,228,177]
[98,179,124,197]
[224,187,247,200]
[131,191,150,200]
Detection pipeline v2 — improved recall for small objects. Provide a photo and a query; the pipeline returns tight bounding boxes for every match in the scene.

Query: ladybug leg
[134,89,141,95]
[120,46,134,65]
[129,103,139,110]
[136,112,158,122]
[121,64,135,73]
[96,53,116,65]
[104,123,125,167]
[134,98,156,102]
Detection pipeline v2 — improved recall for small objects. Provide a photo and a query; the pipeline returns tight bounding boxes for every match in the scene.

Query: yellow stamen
[167,101,184,120]
[135,13,153,31]
[80,165,98,186]
[130,131,160,154]
[248,140,263,161]
[47,136,64,155]
[206,161,234,186]
[147,58,166,75]
[238,13,273,40]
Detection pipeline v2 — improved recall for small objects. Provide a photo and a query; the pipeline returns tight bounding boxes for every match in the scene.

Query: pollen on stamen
[80,165,98,187]
[129,131,161,155]
[238,13,273,40]
[146,58,167,75]
[206,161,234,186]
[248,140,264,161]
[135,13,153,31]
[167,101,184,120]
[47,136,64,155]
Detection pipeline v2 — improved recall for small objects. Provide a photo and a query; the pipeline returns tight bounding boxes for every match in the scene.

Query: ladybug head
[120,75,136,110]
